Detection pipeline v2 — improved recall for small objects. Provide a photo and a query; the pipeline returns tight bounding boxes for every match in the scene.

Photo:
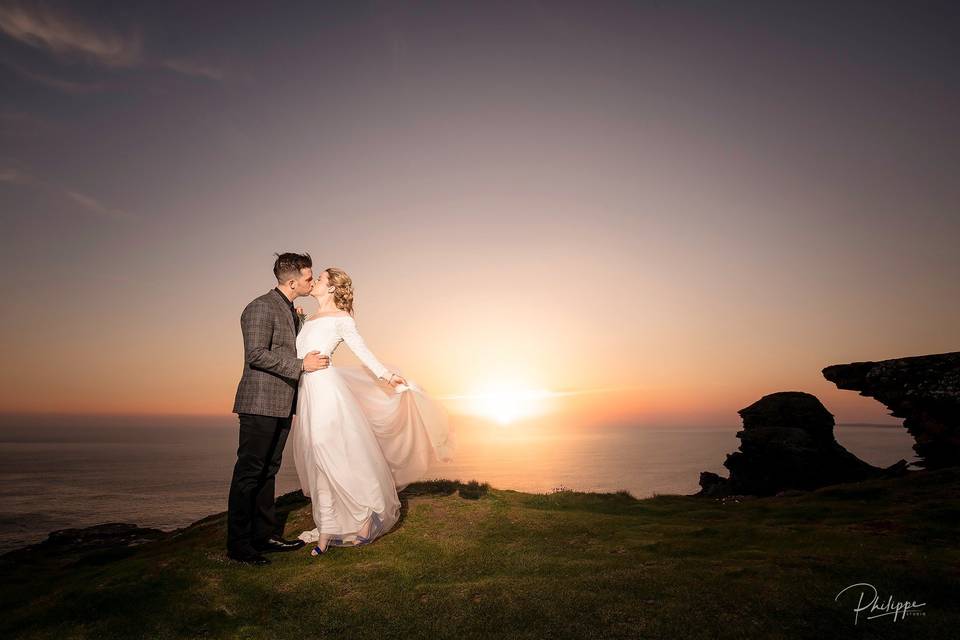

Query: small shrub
[458,480,490,500]
[403,479,460,496]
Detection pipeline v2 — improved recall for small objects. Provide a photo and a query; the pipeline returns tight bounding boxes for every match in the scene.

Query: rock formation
[822,351,960,469]
[1,523,167,562]
[697,391,906,497]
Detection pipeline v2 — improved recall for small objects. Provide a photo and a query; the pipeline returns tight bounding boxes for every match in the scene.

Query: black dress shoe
[227,551,271,565]
[254,537,306,553]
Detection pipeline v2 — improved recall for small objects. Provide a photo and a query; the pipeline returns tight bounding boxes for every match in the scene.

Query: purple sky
[1,1,958,423]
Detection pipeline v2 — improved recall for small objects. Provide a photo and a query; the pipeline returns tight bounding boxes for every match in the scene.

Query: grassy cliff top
[2,470,959,640]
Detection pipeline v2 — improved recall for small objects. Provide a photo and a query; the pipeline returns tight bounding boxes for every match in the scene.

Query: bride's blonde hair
[324,267,355,316]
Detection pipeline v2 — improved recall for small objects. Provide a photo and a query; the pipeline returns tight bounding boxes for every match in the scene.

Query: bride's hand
[387,373,407,389]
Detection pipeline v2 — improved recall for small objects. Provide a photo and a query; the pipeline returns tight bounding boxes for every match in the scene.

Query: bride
[289,267,453,555]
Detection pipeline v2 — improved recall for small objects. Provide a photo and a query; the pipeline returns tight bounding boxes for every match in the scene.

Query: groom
[227,252,330,565]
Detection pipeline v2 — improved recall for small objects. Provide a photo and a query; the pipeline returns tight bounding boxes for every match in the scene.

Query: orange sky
[0,241,952,426]
[1,3,958,426]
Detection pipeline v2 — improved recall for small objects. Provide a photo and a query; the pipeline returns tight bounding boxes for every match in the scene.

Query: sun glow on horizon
[442,385,554,425]
[470,388,553,424]
[437,384,652,425]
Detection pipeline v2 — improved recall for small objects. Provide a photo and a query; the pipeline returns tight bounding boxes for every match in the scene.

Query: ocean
[0,413,917,554]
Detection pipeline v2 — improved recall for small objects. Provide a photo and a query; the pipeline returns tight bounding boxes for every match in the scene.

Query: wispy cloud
[64,190,136,221]
[0,3,141,67]
[0,166,36,184]
[161,58,224,81]
[0,165,136,221]
[1,58,107,93]
[0,3,222,89]
[438,386,646,401]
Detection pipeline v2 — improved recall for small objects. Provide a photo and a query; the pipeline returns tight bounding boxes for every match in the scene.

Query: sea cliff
[2,474,958,639]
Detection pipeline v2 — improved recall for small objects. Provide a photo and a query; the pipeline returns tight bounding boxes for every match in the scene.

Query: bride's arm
[335,316,393,381]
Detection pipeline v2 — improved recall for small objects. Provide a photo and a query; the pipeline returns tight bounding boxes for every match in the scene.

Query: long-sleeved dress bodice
[295,314,391,380]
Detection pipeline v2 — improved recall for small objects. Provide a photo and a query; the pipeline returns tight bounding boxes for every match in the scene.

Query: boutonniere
[296,307,307,323]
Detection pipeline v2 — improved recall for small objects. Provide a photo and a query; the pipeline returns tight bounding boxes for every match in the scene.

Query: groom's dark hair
[273,252,313,283]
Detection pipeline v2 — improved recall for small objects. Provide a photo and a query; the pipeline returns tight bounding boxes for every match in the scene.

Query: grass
[1,471,959,639]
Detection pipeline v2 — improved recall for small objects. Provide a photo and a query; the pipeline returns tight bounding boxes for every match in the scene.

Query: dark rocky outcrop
[823,351,960,469]
[697,471,732,498]
[1,523,168,563]
[697,391,907,497]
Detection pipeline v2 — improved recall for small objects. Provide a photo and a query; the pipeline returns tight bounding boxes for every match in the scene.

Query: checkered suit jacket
[232,289,303,417]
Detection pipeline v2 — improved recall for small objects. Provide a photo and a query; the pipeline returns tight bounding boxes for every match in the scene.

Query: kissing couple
[226,252,453,565]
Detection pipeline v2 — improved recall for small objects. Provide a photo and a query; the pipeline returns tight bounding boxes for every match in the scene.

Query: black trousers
[226,412,292,554]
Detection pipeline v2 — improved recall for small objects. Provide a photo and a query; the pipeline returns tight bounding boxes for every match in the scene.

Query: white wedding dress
[289,314,453,549]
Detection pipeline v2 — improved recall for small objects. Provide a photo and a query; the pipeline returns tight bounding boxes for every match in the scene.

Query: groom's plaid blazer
[232,289,303,418]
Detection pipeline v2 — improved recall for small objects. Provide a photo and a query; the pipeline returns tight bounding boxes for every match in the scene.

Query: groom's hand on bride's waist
[302,351,330,373]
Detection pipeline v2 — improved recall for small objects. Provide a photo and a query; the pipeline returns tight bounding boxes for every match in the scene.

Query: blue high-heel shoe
[355,514,381,545]
[311,537,338,556]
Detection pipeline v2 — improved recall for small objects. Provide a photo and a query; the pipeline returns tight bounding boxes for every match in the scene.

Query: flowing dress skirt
[290,365,453,546]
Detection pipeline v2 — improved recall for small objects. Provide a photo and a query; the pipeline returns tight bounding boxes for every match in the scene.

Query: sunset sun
[466,387,554,425]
